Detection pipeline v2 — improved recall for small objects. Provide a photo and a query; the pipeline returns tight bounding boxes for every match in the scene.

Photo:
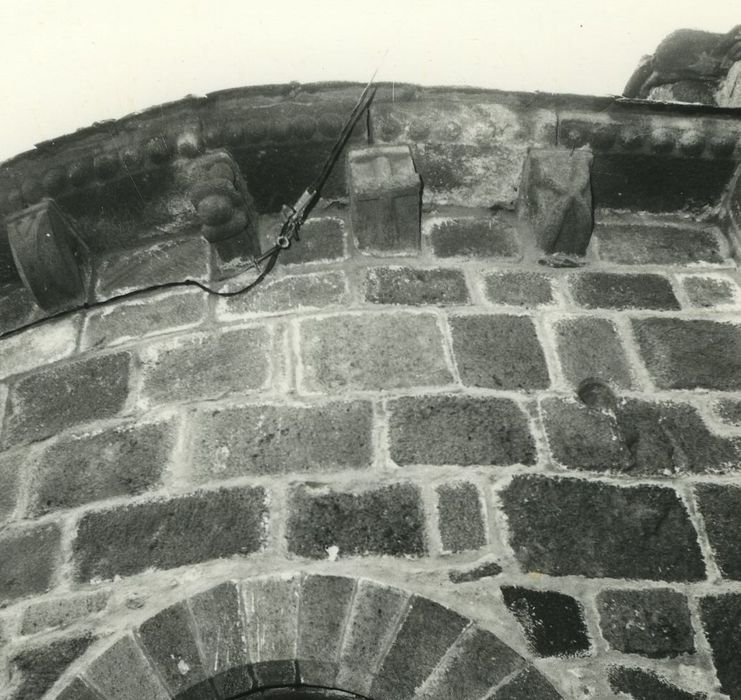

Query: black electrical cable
[0,83,378,342]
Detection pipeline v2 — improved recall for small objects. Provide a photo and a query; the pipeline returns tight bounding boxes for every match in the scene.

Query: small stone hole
[577,378,618,412]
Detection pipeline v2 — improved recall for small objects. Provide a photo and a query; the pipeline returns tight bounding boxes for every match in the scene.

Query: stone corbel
[5,198,89,312]
[518,147,594,256]
[185,151,260,274]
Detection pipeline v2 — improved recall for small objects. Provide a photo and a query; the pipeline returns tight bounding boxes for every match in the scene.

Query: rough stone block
[716,398,741,426]
[608,666,706,700]
[484,271,554,307]
[82,288,207,349]
[418,626,523,700]
[191,400,372,479]
[137,602,208,697]
[3,352,130,447]
[54,678,102,700]
[83,635,170,700]
[287,483,426,559]
[8,633,95,700]
[501,475,705,581]
[437,482,487,553]
[364,267,469,306]
[0,449,23,523]
[140,327,270,404]
[429,217,520,258]
[491,665,562,699]
[0,523,61,603]
[0,318,78,380]
[389,395,536,466]
[297,575,355,686]
[699,594,741,699]
[73,486,266,581]
[189,581,252,697]
[553,317,633,389]
[518,148,593,255]
[21,590,109,635]
[300,313,452,391]
[242,576,300,688]
[695,484,741,579]
[596,588,694,658]
[95,237,209,300]
[448,560,503,584]
[348,145,422,252]
[0,283,40,336]
[594,223,724,265]
[632,318,741,390]
[336,580,409,697]
[449,315,550,390]
[217,271,348,318]
[501,587,590,657]
[570,272,679,310]
[262,216,346,266]
[28,420,176,516]
[371,597,468,700]
[681,275,738,307]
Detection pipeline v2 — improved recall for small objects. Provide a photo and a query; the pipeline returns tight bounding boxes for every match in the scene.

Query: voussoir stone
[699,594,741,699]
[0,523,61,604]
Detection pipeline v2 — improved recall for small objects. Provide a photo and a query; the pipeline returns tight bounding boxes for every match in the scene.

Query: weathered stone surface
[518,148,593,255]
[191,400,373,479]
[632,318,741,390]
[137,602,208,697]
[364,267,469,306]
[429,217,520,258]
[371,597,468,700]
[594,223,724,265]
[699,594,741,699]
[570,272,679,310]
[189,582,252,697]
[449,315,550,390]
[242,576,300,688]
[608,666,706,700]
[0,449,22,523]
[8,633,94,700]
[287,483,426,559]
[300,313,452,391]
[95,237,209,300]
[596,588,694,658]
[82,288,207,349]
[297,575,355,686]
[501,475,705,581]
[3,352,130,447]
[348,145,422,252]
[501,587,590,657]
[54,678,102,700]
[389,395,535,466]
[73,486,266,581]
[21,590,109,635]
[696,484,741,579]
[437,482,486,553]
[336,580,408,696]
[449,560,503,584]
[542,397,741,475]
[217,270,348,317]
[553,317,633,389]
[418,626,523,700]
[84,635,170,700]
[716,398,741,426]
[263,216,346,266]
[0,523,61,603]
[0,318,78,380]
[682,275,738,307]
[484,271,553,307]
[28,420,176,516]
[491,665,562,699]
[0,283,39,336]
[140,327,270,403]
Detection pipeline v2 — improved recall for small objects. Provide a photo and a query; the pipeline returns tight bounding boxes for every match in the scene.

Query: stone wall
[0,198,740,698]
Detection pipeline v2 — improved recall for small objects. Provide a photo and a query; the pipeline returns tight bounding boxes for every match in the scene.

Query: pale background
[0,0,739,162]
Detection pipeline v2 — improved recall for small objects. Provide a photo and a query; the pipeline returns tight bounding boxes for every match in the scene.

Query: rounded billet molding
[50,574,563,700]
[677,130,706,157]
[42,166,68,196]
[649,127,676,154]
[145,136,174,164]
[67,158,94,187]
[708,133,738,158]
[93,153,120,180]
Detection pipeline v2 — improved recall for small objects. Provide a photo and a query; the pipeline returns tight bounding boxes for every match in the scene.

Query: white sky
[0,0,739,162]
